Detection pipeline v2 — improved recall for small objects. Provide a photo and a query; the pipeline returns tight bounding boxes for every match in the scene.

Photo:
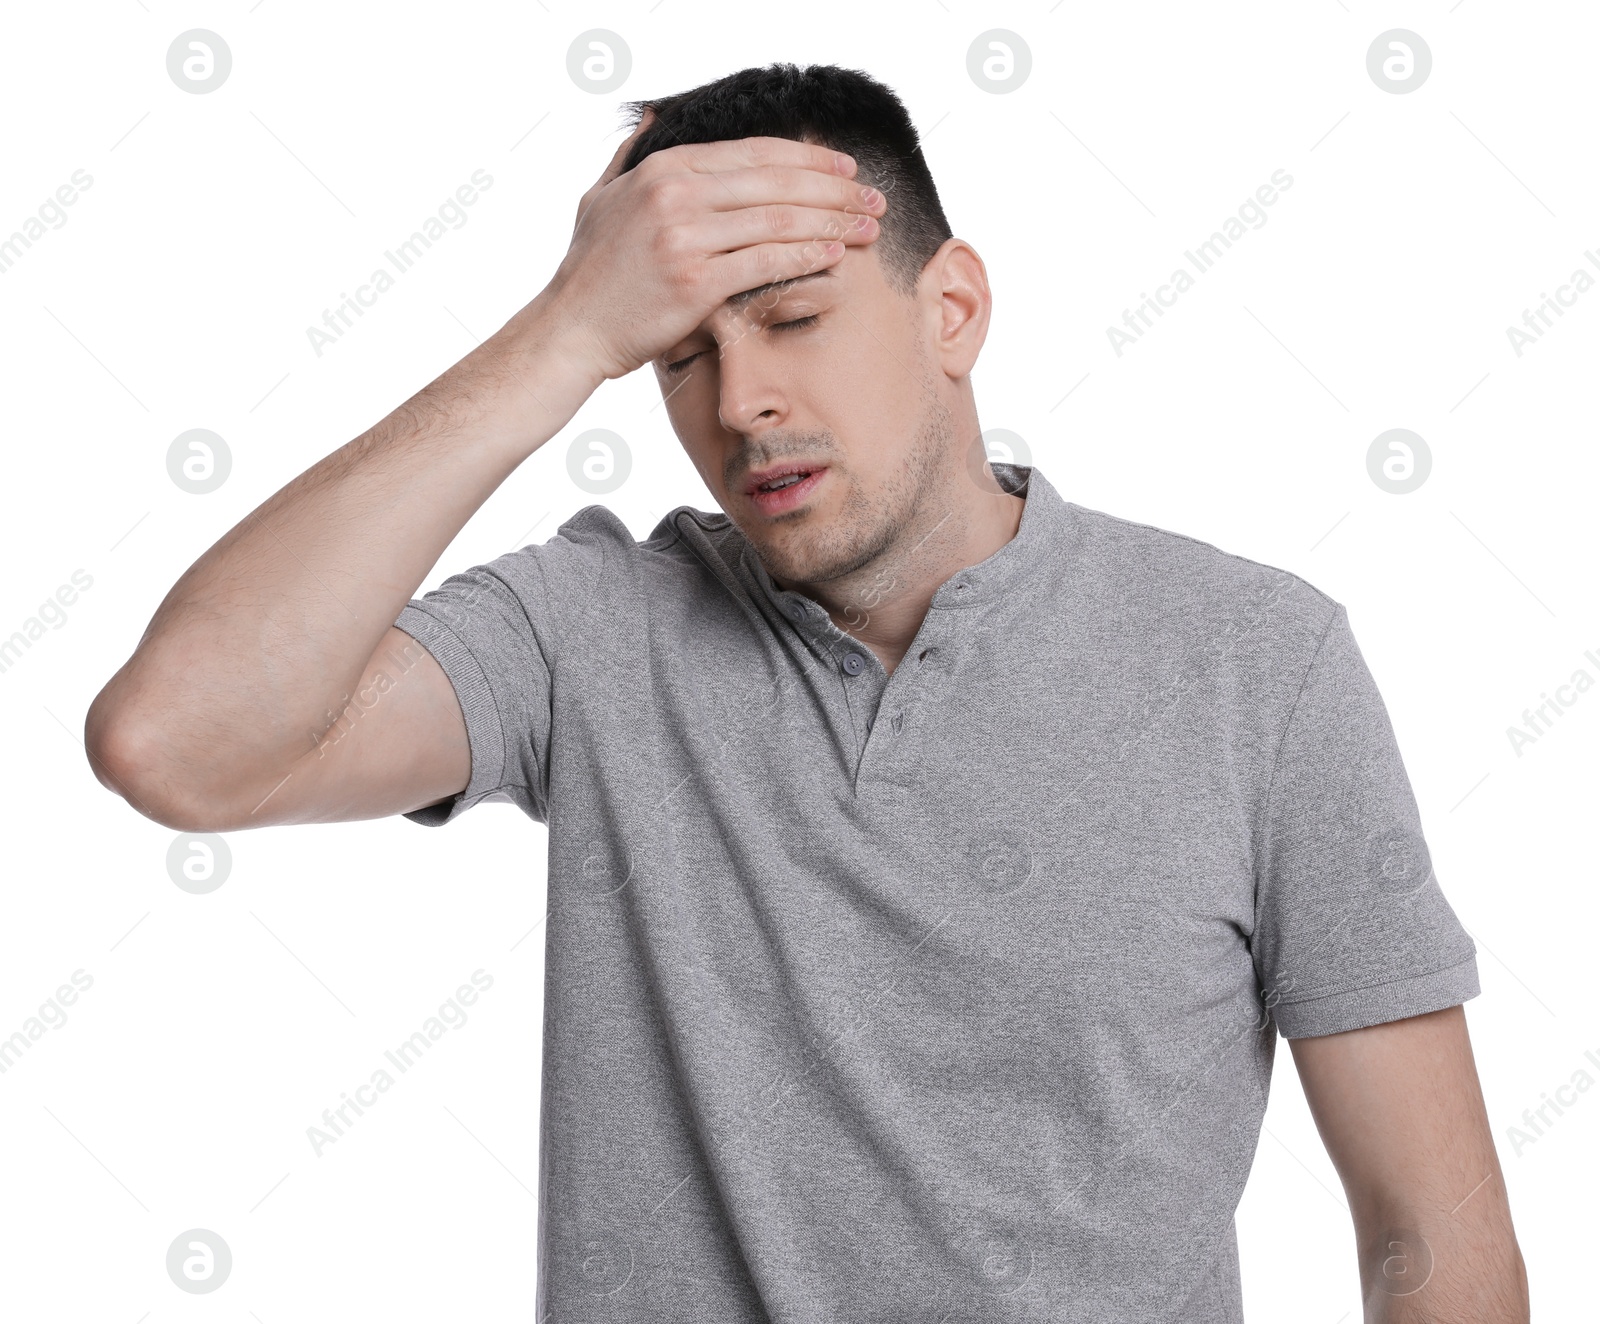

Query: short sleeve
[1251,602,1479,1038]
[393,550,558,827]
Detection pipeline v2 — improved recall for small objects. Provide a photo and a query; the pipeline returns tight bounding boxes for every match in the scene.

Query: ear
[923,239,991,379]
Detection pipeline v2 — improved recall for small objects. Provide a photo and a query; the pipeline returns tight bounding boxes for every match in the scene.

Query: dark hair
[617,63,952,298]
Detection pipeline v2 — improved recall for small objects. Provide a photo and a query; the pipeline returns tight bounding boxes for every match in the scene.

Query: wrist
[500,288,611,393]
[447,300,605,464]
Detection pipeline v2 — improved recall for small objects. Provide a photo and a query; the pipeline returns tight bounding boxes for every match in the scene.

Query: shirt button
[787,601,807,622]
[842,652,866,676]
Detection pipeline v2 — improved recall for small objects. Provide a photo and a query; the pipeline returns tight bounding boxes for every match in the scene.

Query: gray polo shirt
[394,462,1479,1323]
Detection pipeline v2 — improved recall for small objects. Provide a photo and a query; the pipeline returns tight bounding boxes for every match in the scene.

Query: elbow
[84,699,225,833]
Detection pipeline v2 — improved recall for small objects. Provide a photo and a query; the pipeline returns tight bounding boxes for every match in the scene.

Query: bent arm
[85,116,882,832]
[85,295,600,831]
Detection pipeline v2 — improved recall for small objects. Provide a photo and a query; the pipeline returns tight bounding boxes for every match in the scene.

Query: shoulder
[543,499,737,559]
[519,500,752,613]
[1061,500,1343,674]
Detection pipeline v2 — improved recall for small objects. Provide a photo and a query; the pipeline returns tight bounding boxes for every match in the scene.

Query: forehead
[724,266,839,314]
[671,246,881,351]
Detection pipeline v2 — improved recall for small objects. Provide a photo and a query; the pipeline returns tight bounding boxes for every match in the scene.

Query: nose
[715,332,788,438]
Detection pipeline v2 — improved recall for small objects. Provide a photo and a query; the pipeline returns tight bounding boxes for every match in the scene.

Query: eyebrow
[723,267,835,312]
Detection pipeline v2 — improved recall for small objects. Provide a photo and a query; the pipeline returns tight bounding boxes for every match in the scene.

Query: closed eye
[663,314,821,376]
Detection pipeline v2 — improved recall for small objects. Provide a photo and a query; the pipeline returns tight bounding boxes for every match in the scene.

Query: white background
[1,1,1594,1318]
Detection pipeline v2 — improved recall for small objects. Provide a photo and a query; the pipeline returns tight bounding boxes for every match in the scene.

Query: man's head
[619,62,951,299]
[616,63,1004,601]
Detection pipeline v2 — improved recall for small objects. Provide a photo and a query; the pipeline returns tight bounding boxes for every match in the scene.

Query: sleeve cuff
[1270,952,1481,1038]
[393,602,508,826]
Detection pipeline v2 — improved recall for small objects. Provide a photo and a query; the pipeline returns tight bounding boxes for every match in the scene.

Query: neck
[778,465,1026,676]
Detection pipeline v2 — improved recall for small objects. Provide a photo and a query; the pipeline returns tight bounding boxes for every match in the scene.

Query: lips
[745,462,825,495]
[747,467,827,515]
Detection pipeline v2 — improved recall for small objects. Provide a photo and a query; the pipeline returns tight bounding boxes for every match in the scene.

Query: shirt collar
[739,462,1072,625]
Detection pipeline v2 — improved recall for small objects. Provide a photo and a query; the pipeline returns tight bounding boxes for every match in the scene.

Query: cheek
[820,325,925,422]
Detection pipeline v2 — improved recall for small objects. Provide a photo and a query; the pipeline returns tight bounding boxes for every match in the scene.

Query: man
[87,63,1526,1323]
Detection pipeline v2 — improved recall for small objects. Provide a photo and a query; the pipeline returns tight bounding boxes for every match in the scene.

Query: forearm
[86,295,598,820]
[1357,1198,1528,1323]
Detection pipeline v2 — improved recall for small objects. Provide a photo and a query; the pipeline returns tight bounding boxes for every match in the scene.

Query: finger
[592,106,657,193]
[657,133,856,182]
[692,202,882,257]
[685,162,887,219]
[700,236,850,302]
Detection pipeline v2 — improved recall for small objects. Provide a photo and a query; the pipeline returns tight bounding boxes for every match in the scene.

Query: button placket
[872,618,960,761]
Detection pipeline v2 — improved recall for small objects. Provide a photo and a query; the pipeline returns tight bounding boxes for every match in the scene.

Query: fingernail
[859,186,881,207]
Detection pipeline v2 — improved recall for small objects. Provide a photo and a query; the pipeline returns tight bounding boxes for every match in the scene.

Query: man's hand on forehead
[535,110,887,385]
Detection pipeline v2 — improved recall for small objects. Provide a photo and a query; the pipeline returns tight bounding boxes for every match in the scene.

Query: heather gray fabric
[393,462,1479,1323]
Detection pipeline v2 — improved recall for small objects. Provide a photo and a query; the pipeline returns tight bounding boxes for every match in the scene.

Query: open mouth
[758,472,808,492]
[747,467,827,514]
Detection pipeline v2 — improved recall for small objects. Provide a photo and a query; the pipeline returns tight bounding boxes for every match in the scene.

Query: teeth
[762,473,805,492]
